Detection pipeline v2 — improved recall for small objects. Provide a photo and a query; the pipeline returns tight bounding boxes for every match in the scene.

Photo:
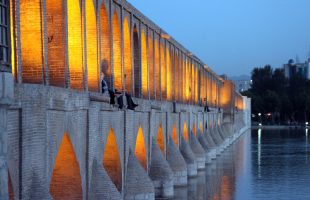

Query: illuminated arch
[123,17,132,94]
[172,123,178,145]
[50,133,82,199]
[100,3,111,87]
[135,127,147,170]
[166,45,171,100]
[68,0,83,90]
[175,51,179,101]
[113,11,122,90]
[200,121,203,134]
[46,0,65,87]
[86,0,99,91]
[154,36,161,99]
[148,31,155,99]
[103,128,122,191]
[160,41,166,99]
[183,122,189,142]
[141,29,148,98]
[20,0,43,84]
[133,25,141,97]
[157,125,165,155]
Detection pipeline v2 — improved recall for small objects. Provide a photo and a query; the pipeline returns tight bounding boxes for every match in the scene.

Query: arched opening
[46,0,65,87]
[86,0,99,91]
[100,3,111,88]
[50,133,82,199]
[133,25,141,97]
[8,171,14,200]
[166,45,171,100]
[103,128,122,191]
[183,122,188,142]
[192,124,197,137]
[141,29,148,98]
[68,0,83,90]
[123,17,132,94]
[148,31,155,99]
[200,121,203,134]
[157,125,165,155]
[172,123,178,145]
[154,35,161,99]
[20,0,43,84]
[113,11,122,91]
[160,41,166,99]
[135,127,147,170]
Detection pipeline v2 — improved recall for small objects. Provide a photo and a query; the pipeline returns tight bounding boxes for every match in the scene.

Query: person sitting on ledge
[101,72,138,110]
[204,98,211,112]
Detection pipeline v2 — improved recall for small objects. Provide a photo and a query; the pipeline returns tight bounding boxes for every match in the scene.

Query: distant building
[284,58,310,79]
[228,75,252,92]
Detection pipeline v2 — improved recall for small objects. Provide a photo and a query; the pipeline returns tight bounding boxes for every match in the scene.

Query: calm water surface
[174,128,310,200]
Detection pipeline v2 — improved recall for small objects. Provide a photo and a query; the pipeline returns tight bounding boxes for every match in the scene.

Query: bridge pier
[0,72,14,200]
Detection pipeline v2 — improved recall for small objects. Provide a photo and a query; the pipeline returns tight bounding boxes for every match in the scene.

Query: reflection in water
[170,129,310,200]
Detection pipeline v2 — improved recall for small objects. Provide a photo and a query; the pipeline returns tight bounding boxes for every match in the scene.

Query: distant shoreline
[251,125,308,129]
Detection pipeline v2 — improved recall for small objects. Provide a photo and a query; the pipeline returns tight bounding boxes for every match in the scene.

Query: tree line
[241,65,310,125]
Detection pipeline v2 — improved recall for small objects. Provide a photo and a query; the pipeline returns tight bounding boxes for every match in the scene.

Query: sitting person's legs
[125,93,138,110]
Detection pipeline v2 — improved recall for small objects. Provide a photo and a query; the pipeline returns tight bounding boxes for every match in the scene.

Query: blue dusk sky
[127,0,310,76]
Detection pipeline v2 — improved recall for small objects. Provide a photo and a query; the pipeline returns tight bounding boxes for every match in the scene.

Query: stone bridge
[0,0,251,199]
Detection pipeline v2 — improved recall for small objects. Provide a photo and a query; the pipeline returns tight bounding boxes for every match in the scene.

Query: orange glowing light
[200,121,203,134]
[113,11,122,90]
[183,123,188,142]
[135,127,147,170]
[46,0,65,87]
[148,31,155,98]
[154,36,161,99]
[86,0,99,91]
[166,46,171,100]
[160,41,166,99]
[20,0,43,84]
[68,0,83,90]
[103,128,122,191]
[10,2,15,80]
[50,133,82,199]
[123,17,132,94]
[192,124,197,137]
[141,29,148,97]
[100,3,111,84]
[172,123,178,145]
[157,126,165,156]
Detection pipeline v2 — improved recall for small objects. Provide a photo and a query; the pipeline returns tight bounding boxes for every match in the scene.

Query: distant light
[259,123,262,126]
[306,122,309,125]
[267,113,271,116]
[258,113,261,116]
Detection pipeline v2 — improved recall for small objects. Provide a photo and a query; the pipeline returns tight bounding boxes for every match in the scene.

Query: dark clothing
[101,79,108,94]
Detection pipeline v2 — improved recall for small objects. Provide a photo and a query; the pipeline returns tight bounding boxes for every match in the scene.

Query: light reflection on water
[172,128,310,200]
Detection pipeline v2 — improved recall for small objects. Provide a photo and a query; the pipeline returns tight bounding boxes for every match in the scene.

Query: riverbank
[252,125,308,129]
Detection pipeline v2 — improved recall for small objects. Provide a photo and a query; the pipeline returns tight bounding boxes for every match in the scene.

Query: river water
[173,128,310,200]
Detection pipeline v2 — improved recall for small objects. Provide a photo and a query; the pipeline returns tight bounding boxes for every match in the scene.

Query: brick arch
[157,125,165,155]
[68,0,83,90]
[172,123,178,145]
[50,133,83,199]
[133,24,141,97]
[123,16,132,94]
[86,0,99,91]
[183,122,189,142]
[113,10,122,90]
[135,127,147,170]
[100,2,111,88]
[46,0,65,87]
[103,128,122,191]
[20,0,43,84]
